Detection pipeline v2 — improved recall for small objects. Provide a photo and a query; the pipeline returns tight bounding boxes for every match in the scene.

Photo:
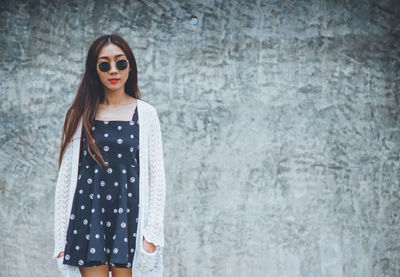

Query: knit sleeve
[143,108,166,247]
[53,141,73,259]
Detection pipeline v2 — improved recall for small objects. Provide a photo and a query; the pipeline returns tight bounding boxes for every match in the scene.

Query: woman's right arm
[53,141,73,259]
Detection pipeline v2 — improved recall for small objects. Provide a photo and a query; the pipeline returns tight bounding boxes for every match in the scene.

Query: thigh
[79,264,109,277]
[111,266,132,277]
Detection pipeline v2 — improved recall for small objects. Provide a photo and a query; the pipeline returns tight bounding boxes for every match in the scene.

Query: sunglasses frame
[96,59,130,72]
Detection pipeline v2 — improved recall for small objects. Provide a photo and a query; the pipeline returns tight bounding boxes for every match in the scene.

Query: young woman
[53,34,166,277]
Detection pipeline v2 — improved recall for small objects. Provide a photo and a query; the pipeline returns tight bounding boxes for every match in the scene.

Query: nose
[109,61,118,74]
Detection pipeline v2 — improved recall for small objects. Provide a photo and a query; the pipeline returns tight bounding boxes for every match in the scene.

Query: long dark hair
[58,34,141,168]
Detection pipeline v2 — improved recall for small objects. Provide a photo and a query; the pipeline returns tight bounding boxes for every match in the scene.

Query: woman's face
[96,43,130,93]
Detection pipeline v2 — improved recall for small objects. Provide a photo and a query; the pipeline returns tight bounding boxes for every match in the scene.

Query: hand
[57,251,64,258]
[142,236,156,254]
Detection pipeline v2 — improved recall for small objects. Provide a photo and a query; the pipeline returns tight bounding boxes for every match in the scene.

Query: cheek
[123,71,130,81]
[97,72,107,82]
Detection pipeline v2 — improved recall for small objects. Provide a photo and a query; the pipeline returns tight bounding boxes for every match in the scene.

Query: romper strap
[131,105,138,121]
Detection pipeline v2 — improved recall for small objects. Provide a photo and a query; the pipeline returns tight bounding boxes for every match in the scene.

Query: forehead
[98,43,126,60]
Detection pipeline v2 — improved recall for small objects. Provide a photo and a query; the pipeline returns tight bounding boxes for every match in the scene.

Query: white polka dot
[131,164,135,167]
[127,262,131,268]
[89,193,94,199]
[117,139,123,144]
[78,260,84,266]
[86,234,90,240]
[95,234,100,239]
[86,165,89,168]
[128,192,132,197]
[83,219,88,225]
[130,147,134,152]
[65,255,70,260]
[127,208,130,213]
[121,222,126,228]
[83,150,87,156]
[87,178,92,184]
[106,195,112,200]
[107,168,112,174]
[81,205,85,210]
[106,248,110,254]
[104,121,109,125]
[130,134,134,138]
[124,237,128,242]
[136,218,138,223]
[102,208,105,213]
[133,233,136,237]
[100,181,105,187]
[100,220,103,225]
[106,221,111,227]
[70,214,75,220]
[129,121,134,125]
[90,248,96,254]
[117,126,122,130]
[73,229,78,234]
[119,208,123,213]
[122,169,126,174]
[130,177,135,182]
[94,169,98,173]
[125,183,128,189]
[113,248,118,254]
[78,174,81,180]
[91,208,95,213]
[130,248,134,253]
[114,181,119,186]
[113,234,116,240]
[97,194,101,199]
[114,208,118,213]
[117,153,122,158]
[75,245,80,250]
[92,126,95,131]
[104,146,109,151]
[104,133,109,137]
[79,189,83,194]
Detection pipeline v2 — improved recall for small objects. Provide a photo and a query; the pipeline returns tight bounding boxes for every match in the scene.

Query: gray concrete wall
[1,0,399,276]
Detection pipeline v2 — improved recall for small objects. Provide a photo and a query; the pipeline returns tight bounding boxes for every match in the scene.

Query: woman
[53,34,166,277]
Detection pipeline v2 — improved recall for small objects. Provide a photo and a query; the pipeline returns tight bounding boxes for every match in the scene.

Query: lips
[109,78,120,84]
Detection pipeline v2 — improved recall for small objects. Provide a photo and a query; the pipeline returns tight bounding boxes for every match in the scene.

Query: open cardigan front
[53,99,166,277]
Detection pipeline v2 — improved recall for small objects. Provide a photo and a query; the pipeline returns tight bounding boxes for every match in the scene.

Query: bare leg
[79,264,109,277]
[111,266,132,277]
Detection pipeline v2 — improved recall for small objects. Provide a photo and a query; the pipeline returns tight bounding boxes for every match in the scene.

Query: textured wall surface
[1,0,399,276]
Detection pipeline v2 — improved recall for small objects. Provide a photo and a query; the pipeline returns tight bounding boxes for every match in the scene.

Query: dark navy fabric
[63,105,139,271]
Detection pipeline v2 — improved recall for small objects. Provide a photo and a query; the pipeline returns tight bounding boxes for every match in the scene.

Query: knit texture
[53,140,72,258]
[143,109,166,247]
[53,99,166,277]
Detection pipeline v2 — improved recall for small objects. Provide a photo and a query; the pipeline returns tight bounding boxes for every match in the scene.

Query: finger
[57,252,65,258]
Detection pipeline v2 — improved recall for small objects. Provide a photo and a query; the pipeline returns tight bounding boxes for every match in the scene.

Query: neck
[102,88,131,105]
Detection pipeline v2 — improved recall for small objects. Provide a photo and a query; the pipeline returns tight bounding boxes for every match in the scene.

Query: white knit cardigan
[53,99,166,277]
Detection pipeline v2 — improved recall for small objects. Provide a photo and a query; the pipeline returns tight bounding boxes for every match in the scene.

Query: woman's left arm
[143,108,166,248]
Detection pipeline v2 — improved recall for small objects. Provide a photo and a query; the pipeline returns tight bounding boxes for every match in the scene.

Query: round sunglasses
[97,59,129,72]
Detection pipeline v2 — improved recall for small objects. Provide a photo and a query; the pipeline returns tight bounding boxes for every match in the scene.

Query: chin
[105,84,123,91]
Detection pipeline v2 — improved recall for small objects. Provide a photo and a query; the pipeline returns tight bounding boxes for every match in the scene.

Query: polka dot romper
[63,104,139,271]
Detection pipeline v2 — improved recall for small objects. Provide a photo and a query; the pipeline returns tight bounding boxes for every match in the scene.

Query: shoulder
[138,98,159,118]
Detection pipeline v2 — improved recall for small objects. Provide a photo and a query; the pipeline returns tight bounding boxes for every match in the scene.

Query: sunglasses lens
[116,60,128,70]
[98,62,110,72]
